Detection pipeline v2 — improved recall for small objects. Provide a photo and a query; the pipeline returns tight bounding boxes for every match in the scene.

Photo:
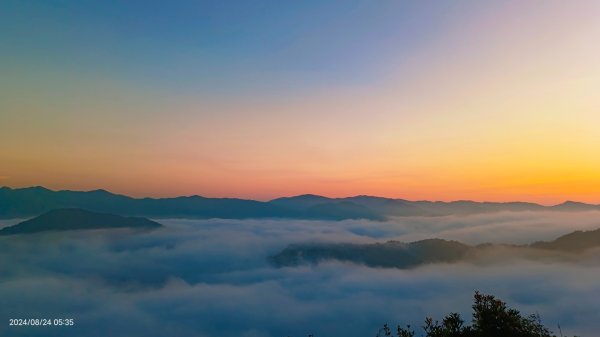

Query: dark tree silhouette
[377,292,578,337]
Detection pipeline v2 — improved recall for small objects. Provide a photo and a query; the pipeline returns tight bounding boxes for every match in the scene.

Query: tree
[377,292,577,337]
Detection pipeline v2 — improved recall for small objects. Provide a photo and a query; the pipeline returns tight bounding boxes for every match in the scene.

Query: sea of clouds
[1,211,600,337]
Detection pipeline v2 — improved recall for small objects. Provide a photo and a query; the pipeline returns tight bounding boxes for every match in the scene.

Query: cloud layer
[1,211,600,336]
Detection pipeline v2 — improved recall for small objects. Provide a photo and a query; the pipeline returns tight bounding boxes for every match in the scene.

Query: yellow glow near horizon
[1,1,599,204]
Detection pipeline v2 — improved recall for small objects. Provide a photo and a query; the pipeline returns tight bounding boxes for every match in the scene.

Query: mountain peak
[293,194,328,199]
[88,189,113,195]
[21,186,52,192]
[271,194,330,202]
[558,200,586,205]
[0,208,161,235]
[551,200,596,210]
[347,195,393,201]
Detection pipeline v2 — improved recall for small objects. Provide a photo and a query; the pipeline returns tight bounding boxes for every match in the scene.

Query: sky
[1,0,599,204]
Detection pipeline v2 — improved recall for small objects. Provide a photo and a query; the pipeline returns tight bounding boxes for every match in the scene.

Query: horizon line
[2,185,599,207]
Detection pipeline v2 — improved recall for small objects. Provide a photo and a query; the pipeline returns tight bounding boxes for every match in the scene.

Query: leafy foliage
[377,292,577,337]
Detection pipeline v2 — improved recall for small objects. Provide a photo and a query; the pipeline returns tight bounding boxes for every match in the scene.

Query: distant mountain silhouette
[270,239,471,268]
[0,186,292,219]
[302,201,386,221]
[549,200,598,211]
[271,227,600,269]
[531,227,600,252]
[412,200,550,215]
[270,194,334,210]
[0,208,161,235]
[1,186,599,220]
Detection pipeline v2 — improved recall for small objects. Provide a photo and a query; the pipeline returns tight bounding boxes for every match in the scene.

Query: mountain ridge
[271,227,600,269]
[2,186,599,220]
[0,208,161,235]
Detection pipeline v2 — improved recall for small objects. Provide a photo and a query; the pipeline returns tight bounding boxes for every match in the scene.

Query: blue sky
[1,1,599,202]
[1,0,468,94]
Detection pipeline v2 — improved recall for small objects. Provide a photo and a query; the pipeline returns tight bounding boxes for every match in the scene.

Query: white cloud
[0,212,599,336]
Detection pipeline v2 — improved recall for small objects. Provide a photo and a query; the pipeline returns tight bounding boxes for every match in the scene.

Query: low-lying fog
[1,211,600,337]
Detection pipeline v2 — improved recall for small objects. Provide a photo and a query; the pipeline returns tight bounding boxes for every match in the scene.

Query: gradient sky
[1,0,599,204]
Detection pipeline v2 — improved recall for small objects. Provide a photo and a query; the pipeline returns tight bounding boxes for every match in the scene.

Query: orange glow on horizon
[2,1,599,205]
